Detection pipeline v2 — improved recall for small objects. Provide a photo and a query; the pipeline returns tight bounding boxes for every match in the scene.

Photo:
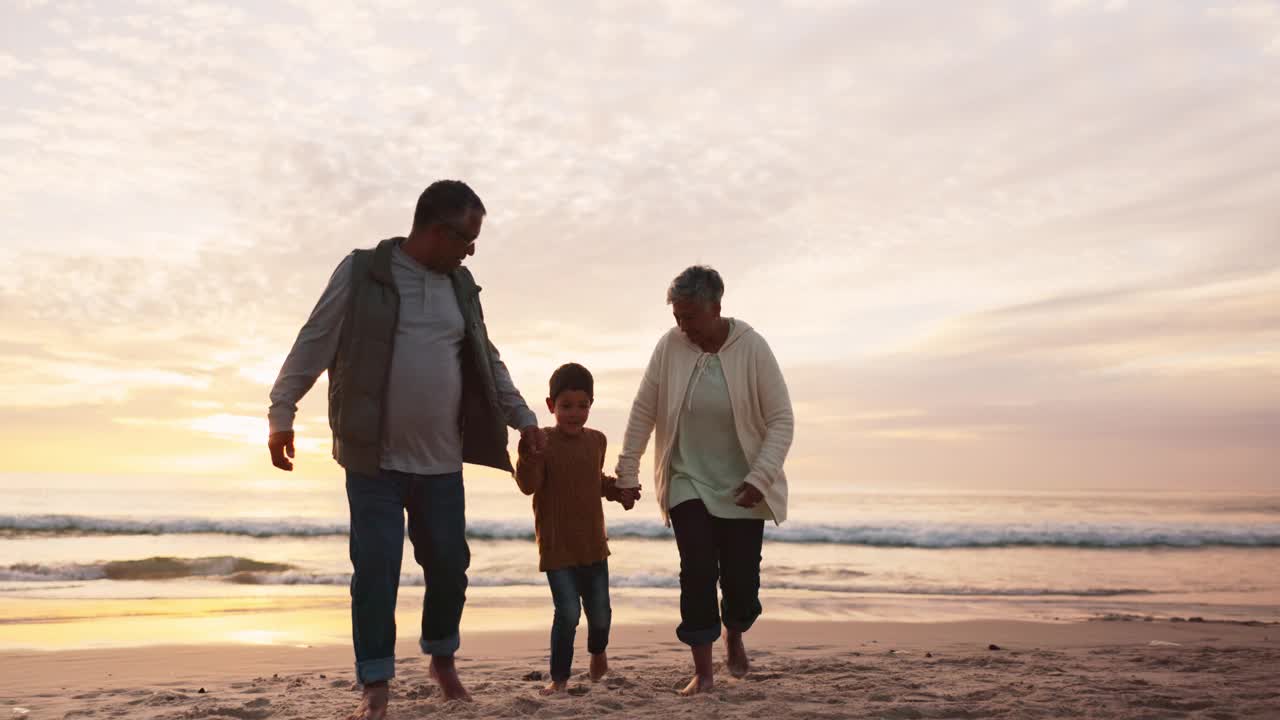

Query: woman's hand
[619,486,641,510]
[604,476,642,509]
[733,482,764,508]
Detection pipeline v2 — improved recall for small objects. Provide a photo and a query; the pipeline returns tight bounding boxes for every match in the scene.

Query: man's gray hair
[667,265,725,306]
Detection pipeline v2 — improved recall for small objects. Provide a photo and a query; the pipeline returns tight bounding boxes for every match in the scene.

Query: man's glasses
[438,223,477,246]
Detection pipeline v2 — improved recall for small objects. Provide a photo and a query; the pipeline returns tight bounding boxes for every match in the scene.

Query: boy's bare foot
[539,679,568,695]
[725,630,750,678]
[589,651,609,681]
[679,674,714,696]
[346,680,388,720]
[429,656,473,702]
[680,642,715,696]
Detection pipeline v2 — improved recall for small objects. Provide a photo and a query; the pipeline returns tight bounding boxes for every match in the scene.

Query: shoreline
[4,585,1278,656]
[4,618,1279,718]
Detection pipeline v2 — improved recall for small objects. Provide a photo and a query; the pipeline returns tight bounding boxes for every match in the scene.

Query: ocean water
[2,474,1278,650]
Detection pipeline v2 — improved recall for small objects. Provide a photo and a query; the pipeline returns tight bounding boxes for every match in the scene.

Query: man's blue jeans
[346,468,470,685]
[545,559,611,682]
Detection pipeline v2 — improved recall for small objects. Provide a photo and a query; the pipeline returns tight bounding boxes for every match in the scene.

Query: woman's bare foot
[539,679,568,696]
[589,651,609,681]
[429,655,473,702]
[346,680,388,720]
[680,642,715,696]
[679,674,714,696]
[725,630,750,678]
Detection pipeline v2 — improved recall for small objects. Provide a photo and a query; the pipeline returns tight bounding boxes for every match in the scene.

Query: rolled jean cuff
[355,656,395,685]
[676,624,721,647]
[723,615,757,634]
[420,632,460,657]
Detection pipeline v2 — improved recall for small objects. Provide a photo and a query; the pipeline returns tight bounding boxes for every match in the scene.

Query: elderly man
[267,180,546,718]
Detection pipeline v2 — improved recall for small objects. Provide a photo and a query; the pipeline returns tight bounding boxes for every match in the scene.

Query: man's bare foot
[429,656,473,702]
[679,674,714,696]
[725,630,750,678]
[589,651,609,681]
[539,679,568,696]
[346,680,388,720]
[680,642,715,696]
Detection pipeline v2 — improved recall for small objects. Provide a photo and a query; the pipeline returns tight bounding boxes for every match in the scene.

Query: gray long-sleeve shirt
[268,244,537,475]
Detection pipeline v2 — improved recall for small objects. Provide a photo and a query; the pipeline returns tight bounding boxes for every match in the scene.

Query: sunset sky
[2,0,1277,493]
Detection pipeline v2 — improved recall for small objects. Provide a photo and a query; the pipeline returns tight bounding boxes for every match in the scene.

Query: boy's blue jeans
[545,559,612,682]
[345,468,470,685]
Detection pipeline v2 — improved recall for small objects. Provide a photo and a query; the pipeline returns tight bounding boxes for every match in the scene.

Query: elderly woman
[615,265,795,696]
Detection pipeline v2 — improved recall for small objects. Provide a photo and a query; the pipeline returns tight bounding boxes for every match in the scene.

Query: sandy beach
[4,618,1278,719]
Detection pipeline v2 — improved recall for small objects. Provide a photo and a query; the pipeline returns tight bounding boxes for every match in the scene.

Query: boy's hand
[603,480,622,502]
[519,425,548,455]
[518,426,547,456]
[603,477,641,509]
[619,486,641,510]
[602,475,625,502]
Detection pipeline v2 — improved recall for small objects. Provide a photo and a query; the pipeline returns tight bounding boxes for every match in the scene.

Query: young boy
[515,362,641,695]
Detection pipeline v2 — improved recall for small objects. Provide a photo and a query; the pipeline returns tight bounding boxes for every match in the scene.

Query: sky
[1,0,1277,494]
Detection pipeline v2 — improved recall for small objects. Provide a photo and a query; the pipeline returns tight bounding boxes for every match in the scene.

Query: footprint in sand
[604,676,633,690]
[511,696,543,713]
[401,683,436,700]
[182,704,272,719]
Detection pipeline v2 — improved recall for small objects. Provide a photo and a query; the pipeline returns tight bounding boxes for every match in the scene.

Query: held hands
[733,482,764,508]
[618,486,641,510]
[604,475,642,510]
[268,431,296,471]
[519,425,548,455]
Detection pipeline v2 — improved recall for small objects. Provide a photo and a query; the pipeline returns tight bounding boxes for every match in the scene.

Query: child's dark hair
[549,363,593,402]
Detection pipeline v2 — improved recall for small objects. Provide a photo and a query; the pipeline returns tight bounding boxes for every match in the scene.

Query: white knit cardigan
[614,319,795,524]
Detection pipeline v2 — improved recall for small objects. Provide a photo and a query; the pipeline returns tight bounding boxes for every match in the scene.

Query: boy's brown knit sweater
[515,426,616,572]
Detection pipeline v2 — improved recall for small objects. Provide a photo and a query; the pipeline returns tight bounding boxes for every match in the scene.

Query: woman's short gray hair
[667,265,725,306]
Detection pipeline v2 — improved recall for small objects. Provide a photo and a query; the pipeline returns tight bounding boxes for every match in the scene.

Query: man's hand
[733,482,763,508]
[519,425,548,455]
[269,430,296,471]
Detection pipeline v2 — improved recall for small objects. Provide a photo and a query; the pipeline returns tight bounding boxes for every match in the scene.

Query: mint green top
[667,347,774,521]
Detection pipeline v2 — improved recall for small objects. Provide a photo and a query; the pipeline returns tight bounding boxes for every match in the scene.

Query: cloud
[1,0,1277,489]
[0,354,211,409]
[114,412,324,451]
